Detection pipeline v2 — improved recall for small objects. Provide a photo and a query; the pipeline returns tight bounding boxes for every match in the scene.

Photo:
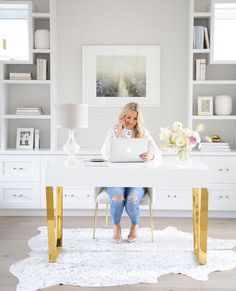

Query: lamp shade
[56,103,88,129]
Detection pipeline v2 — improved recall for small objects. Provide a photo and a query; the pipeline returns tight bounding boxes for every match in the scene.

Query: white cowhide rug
[9,226,236,291]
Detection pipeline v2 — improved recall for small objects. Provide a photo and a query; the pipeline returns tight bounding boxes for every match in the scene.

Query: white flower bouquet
[160,122,203,161]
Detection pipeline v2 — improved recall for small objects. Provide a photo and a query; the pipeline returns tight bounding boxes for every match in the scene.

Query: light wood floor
[0,216,236,291]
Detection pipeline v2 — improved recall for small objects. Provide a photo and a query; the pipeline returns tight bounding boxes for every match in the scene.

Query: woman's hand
[116,118,126,138]
[139,152,154,162]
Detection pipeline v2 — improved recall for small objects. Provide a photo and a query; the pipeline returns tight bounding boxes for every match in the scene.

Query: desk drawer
[40,186,94,209]
[0,182,40,209]
[0,156,40,181]
[63,187,94,209]
[155,189,192,210]
[202,157,236,183]
[209,184,236,211]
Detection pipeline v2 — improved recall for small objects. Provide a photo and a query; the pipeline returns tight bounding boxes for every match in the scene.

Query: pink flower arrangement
[160,122,203,161]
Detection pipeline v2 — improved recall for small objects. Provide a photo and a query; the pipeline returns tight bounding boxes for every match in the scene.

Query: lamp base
[63,129,80,168]
[64,155,79,168]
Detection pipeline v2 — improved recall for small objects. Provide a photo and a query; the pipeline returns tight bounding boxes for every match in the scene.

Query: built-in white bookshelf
[0,0,55,151]
[188,0,236,152]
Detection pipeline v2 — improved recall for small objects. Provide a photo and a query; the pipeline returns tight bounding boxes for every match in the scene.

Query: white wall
[56,0,188,149]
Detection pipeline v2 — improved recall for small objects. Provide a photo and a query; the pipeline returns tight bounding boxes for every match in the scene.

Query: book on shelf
[9,73,32,80]
[196,59,206,80]
[36,58,47,80]
[193,26,205,49]
[199,148,231,152]
[199,142,229,146]
[34,129,40,150]
[204,27,210,49]
[15,107,43,115]
[198,142,231,152]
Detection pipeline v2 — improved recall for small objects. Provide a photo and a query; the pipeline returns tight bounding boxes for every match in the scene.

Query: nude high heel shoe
[112,225,122,243]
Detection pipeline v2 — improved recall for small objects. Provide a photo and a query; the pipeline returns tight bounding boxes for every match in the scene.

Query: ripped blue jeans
[107,187,145,225]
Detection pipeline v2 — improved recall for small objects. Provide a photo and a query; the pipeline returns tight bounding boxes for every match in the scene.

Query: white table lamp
[56,103,88,167]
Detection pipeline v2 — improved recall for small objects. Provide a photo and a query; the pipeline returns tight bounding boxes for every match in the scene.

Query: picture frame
[197,96,213,115]
[16,128,34,149]
[82,45,161,107]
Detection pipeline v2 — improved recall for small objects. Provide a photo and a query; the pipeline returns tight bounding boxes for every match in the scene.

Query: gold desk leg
[192,188,200,256]
[46,186,63,263]
[56,186,63,248]
[199,188,208,265]
[192,187,208,265]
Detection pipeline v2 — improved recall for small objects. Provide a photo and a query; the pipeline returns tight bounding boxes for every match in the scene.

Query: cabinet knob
[13,194,23,198]
[219,168,223,171]
[167,194,170,198]
[174,195,177,198]
[226,168,229,171]
[219,195,223,198]
[226,195,229,199]
[13,167,24,171]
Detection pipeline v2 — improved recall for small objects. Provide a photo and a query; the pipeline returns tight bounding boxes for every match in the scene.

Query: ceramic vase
[34,29,50,49]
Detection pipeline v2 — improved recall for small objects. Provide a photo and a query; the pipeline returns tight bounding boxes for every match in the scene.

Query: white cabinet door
[0,156,40,182]
[202,156,236,184]
[154,189,192,210]
[209,184,236,211]
[0,182,40,209]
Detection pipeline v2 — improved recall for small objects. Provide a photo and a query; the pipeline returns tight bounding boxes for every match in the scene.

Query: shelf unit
[188,0,236,151]
[0,0,54,151]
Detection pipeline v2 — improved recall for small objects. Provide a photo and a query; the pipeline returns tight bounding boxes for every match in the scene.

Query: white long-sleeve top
[101,126,162,161]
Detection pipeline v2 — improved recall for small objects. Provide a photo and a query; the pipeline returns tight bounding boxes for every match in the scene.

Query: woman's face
[124,110,138,129]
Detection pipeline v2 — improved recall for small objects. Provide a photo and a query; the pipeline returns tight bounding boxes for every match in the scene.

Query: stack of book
[193,26,210,49]
[198,142,231,152]
[15,107,43,115]
[34,129,40,150]
[9,73,32,80]
[36,58,47,80]
[196,59,206,80]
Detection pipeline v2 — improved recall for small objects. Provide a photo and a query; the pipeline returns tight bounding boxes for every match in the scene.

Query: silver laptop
[111,138,148,163]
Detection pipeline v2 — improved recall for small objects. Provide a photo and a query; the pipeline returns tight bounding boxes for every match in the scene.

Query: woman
[101,102,162,243]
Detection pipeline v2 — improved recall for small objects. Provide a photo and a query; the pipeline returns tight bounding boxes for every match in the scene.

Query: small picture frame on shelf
[198,96,213,115]
[16,128,34,149]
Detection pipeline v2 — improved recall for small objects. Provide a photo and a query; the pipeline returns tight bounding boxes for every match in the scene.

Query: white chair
[93,187,155,241]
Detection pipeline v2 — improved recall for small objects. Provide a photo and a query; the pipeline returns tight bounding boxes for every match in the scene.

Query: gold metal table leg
[199,188,208,264]
[46,186,63,263]
[192,187,208,265]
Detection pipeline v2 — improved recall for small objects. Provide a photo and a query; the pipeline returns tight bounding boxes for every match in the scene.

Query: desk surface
[45,159,209,189]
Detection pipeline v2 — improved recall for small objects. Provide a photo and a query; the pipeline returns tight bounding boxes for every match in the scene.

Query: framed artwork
[82,45,161,107]
[16,128,34,149]
[198,96,213,115]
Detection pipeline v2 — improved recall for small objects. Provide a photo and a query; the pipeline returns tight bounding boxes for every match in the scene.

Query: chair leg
[93,203,99,239]
[149,204,154,242]
[105,203,109,227]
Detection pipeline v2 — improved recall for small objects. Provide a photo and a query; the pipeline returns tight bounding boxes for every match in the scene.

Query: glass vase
[177,147,188,162]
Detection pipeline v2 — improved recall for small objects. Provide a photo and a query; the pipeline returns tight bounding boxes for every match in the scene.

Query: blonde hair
[117,102,144,138]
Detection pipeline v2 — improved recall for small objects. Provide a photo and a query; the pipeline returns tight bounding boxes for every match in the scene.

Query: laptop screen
[111,138,148,163]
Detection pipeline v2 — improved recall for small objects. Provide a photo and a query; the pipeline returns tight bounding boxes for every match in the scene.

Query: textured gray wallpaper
[56,0,188,149]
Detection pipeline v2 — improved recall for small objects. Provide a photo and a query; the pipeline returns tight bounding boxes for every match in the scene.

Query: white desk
[45,159,209,264]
